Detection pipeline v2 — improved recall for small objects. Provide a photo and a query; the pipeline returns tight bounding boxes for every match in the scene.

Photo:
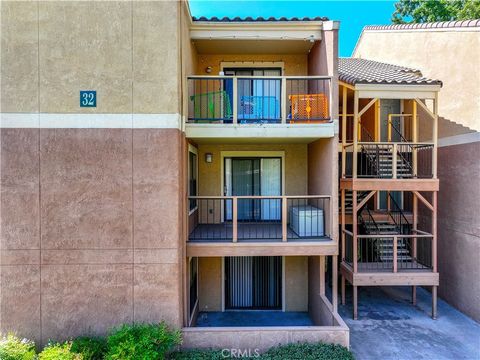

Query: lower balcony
[187,195,335,256]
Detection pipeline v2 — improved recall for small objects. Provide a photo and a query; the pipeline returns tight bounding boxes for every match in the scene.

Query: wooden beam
[352,190,358,273]
[414,98,436,120]
[341,275,346,306]
[432,191,438,272]
[353,286,358,320]
[393,236,398,273]
[332,255,338,313]
[282,197,287,242]
[342,86,347,177]
[232,197,238,242]
[413,191,434,212]
[358,97,378,118]
[356,190,375,210]
[341,178,439,192]
[353,92,359,179]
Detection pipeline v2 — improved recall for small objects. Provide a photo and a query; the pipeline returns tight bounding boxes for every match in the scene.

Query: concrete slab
[196,311,314,327]
[339,286,480,360]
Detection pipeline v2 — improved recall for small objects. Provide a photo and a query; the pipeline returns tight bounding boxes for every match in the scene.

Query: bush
[0,333,36,360]
[71,336,107,360]
[105,323,182,360]
[261,343,354,360]
[169,343,354,360]
[38,342,82,360]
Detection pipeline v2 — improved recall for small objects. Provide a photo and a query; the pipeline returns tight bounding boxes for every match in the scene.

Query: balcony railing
[343,229,433,273]
[188,195,331,242]
[342,142,434,179]
[187,76,332,124]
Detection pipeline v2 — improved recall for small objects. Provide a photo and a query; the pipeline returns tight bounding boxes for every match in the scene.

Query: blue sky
[189,1,397,57]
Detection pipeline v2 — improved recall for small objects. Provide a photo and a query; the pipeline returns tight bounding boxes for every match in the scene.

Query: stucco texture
[354,29,480,132]
[0,128,185,344]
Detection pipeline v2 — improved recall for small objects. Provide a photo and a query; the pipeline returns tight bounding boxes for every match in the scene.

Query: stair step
[379,255,413,261]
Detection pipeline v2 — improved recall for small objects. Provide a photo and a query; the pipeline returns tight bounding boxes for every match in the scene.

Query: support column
[353,285,358,320]
[341,275,345,305]
[412,286,417,306]
[432,286,438,319]
[353,91,359,179]
[342,86,347,177]
[332,255,338,313]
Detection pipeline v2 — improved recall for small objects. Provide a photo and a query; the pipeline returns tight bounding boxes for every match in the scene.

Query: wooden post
[232,197,238,242]
[393,235,398,273]
[432,191,438,272]
[353,286,358,320]
[392,143,398,179]
[341,189,346,261]
[388,114,392,142]
[353,92,359,179]
[232,77,238,124]
[412,286,417,306]
[342,87,347,177]
[412,192,418,305]
[341,275,346,305]
[332,255,338,313]
[387,191,391,212]
[433,94,439,178]
[412,101,418,177]
[282,197,287,242]
[352,190,358,273]
[319,256,325,295]
[432,286,437,319]
[281,77,287,124]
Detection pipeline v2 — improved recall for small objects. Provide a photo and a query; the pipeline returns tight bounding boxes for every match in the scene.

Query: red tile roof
[364,19,480,31]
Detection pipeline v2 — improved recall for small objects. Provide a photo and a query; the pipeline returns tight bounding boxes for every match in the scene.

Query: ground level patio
[340,286,480,360]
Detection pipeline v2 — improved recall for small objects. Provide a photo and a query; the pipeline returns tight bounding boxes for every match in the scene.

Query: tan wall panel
[39,2,133,113]
[354,30,480,132]
[1,1,39,112]
[285,256,308,311]
[198,144,308,196]
[196,54,307,76]
[198,257,222,311]
[133,1,180,113]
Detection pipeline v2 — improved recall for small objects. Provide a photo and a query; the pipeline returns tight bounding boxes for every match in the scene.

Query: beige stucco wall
[198,256,308,312]
[196,54,307,76]
[197,144,308,196]
[354,29,480,132]
[1,1,181,114]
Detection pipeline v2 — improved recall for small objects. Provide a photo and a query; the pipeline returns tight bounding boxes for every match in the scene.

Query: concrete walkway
[339,286,480,360]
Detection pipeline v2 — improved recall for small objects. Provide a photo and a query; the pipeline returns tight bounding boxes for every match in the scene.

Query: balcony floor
[195,311,314,327]
[189,222,329,242]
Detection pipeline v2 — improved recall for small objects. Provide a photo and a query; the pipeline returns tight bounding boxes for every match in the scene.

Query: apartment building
[1,1,348,350]
[352,20,480,322]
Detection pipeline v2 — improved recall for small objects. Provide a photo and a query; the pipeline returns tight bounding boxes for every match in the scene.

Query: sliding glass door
[224,157,281,221]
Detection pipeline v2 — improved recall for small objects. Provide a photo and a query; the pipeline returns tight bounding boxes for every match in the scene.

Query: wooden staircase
[362,147,413,178]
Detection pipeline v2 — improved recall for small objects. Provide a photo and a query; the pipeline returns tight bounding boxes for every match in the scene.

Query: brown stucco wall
[0,128,185,344]
[436,141,480,322]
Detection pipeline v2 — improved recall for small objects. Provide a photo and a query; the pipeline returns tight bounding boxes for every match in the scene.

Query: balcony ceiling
[192,39,316,55]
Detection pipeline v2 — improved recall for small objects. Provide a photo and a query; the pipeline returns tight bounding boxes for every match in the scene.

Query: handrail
[388,193,411,234]
[359,206,380,234]
[358,141,434,146]
[188,195,331,243]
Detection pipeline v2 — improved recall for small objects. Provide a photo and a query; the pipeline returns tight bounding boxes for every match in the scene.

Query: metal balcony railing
[187,76,332,124]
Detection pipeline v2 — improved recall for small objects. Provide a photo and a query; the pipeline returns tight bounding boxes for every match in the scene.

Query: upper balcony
[185,75,334,141]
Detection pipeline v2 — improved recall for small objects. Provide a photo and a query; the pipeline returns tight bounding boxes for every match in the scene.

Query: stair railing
[387,193,411,234]
[390,121,415,177]
[358,206,380,235]
[358,123,381,177]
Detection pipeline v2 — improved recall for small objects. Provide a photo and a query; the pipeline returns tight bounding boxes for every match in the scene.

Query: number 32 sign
[80,91,96,107]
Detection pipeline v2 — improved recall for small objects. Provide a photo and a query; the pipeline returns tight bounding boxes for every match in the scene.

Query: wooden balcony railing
[341,142,434,179]
[188,195,331,242]
[186,76,332,124]
[342,229,433,273]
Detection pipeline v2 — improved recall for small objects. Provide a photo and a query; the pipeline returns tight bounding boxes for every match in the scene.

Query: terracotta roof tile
[339,58,442,86]
[192,16,329,22]
[364,19,480,31]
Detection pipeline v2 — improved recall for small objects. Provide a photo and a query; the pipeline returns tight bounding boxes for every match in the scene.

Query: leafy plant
[0,333,36,360]
[261,343,354,360]
[71,336,107,360]
[105,323,182,360]
[38,342,82,360]
[392,0,480,24]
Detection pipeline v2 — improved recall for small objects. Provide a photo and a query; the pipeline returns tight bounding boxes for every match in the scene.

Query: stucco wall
[196,54,307,76]
[198,256,308,312]
[0,128,185,344]
[1,1,181,114]
[197,144,308,196]
[354,29,480,132]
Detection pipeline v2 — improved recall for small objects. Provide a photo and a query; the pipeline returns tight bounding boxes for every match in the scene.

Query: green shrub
[168,349,226,360]
[38,342,82,360]
[71,336,107,360]
[0,333,36,360]
[261,343,354,360]
[168,343,354,360]
[105,323,182,360]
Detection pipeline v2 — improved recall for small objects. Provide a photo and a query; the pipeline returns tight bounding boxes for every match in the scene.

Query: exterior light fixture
[205,66,212,73]
[205,153,213,163]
